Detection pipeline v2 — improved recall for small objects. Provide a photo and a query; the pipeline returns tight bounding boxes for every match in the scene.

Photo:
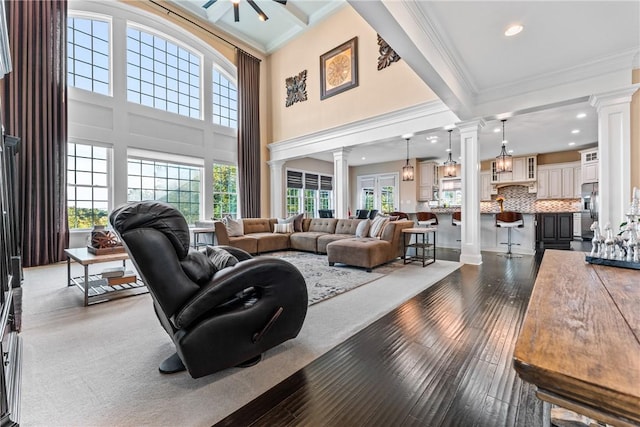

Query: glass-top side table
[402,227,437,267]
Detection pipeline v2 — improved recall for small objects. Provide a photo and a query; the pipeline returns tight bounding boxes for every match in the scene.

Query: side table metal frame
[402,227,437,267]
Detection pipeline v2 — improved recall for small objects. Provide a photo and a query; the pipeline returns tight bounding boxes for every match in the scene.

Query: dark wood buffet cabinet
[536,212,574,250]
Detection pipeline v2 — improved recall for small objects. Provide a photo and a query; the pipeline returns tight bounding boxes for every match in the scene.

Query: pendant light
[402,137,414,181]
[495,119,513,173]
[443,129,457,177]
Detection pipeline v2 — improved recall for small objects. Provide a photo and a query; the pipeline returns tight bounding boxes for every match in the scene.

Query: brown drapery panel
[1,0,68,267]
[236,49,261,218]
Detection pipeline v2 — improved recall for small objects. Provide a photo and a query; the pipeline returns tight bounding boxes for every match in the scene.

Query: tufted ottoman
[326,237,392,272]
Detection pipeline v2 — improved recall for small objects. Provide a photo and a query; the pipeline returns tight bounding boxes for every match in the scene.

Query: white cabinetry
[417,161,438,201]
[491,155,537,184]
[481,172,494,201]
[573,213,582,238]
[580,148,598,184]
[537,161,581,199]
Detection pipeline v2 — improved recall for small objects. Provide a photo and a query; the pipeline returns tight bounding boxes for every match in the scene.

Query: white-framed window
[67,142,110,229]
[286,170,333,218]
[127,156,202,224]
[357,173,398,213]
[213,69,237,128]
[126,26,201,119]
[67,15,110,95]
[440,178,462,206]
[212,163,238,219]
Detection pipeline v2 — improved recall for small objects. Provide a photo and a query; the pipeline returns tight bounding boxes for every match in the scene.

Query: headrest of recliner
[110,201,190,259]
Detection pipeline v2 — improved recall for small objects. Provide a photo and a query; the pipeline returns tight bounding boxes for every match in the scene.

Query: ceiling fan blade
[247,0,268,21]
[233,2,239,22]
[202,0,217,9]
[273,0,287,4]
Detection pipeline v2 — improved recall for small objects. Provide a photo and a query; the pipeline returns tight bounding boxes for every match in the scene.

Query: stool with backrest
[389,211,409,220]
[416,212,438,227]
[368,209,379,219]
[495,211,524,258]
[355,209,369,219]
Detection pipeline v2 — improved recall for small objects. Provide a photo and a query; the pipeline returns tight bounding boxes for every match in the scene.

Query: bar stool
[389,211,409,220]
[416,212,438,227]
[495,211,524,258]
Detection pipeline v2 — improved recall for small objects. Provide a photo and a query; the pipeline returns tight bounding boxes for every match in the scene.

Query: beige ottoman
[326,238,392,272]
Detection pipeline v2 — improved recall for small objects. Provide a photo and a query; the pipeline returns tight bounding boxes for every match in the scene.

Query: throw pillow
[206,246,239,270]
[368,215,389,238]
[273,222,294,234]
[355,219,370,238]
[180,250,216,285]
[222,215,244,237]
[278,213,304,232]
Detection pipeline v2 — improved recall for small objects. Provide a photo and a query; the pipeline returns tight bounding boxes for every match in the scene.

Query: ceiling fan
[202,0,287,22]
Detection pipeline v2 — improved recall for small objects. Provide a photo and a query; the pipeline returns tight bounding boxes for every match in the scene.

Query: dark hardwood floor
[217,246,585,427]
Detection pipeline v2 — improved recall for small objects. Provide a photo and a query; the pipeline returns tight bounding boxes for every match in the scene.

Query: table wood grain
[513,250,640,426]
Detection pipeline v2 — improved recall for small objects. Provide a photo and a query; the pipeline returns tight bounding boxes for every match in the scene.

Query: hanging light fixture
[495,119,513,173]
[402,137,414,181]
[443,129,457,177]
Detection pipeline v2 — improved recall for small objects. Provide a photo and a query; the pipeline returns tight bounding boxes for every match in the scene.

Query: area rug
[19,257,461,426]
[260,251,404,305]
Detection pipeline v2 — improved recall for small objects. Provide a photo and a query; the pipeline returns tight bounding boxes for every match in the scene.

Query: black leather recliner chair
[109,201,308,379]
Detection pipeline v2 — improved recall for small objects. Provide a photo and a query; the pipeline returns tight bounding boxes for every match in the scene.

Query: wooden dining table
[513,250,640,427]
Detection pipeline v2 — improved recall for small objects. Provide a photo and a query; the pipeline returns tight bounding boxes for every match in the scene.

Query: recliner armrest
[174,257,305,329]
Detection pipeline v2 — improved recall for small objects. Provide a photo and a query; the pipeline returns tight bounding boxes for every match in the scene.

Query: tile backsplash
[480,185,581,213]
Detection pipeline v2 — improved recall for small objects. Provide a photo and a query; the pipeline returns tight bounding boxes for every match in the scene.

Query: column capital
[332,148,352,159]
[267,159,286,169]
[456,119,486,134]
[589,84,640,111]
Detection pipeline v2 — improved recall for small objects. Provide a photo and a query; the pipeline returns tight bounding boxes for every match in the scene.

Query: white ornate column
[333,148,351,218]
[268,159,286,219]
[458,119,485,265]
[589,85,640,229]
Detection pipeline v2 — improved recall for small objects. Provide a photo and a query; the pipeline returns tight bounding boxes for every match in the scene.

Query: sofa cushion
[317,234,355,254]
[227,235,258,254]
[222,216,244,237]
[241,218,272,234]
[290,231,328,253]
[251,232,290,253]
[355,219,370,238]
[326,238,391,271]
[334,219,363,235]
[308,218,338,233]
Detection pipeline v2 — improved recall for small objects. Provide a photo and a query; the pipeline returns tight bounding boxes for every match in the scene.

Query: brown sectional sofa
[196,217,414,271]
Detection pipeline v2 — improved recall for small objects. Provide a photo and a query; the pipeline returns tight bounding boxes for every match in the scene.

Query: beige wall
[285,157,334,175]
[537,150,581,165]
[349,159,418,213]
[632,68,640,193]
[267,5,437,144]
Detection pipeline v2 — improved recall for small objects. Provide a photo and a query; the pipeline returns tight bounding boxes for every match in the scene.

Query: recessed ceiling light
[431,140,437,144]
[444,124,455,130]
[508,149,514,153]
[446,148,451,152]
[504,24,524,37]
[458,156,462,160]
[494,127,501,133]
[361,156,366,160]
[576,113,587,119]
[568,142,576,146]
[571,129,580,134]
[401,133,414,139]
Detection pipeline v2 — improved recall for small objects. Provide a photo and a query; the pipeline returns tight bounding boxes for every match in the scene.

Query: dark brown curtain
[236,49,261,218]
[1,0,68,267]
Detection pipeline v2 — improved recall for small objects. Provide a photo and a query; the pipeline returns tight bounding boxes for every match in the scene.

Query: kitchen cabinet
[480,172,493,201]
[417,161,438,201]
[491,155,537,184]
[536,161,580,199]
[574,165,582,198]
[536,212,574,249]
[580,148,598,184]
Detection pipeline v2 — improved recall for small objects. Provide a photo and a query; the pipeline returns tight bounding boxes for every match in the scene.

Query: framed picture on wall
[320,37,358,100]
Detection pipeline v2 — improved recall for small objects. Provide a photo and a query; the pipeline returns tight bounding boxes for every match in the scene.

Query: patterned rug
[260,251,405,305]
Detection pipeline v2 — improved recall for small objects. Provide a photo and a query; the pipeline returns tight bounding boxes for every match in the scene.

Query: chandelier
[402,137,414,181]
[443,129,457,177]
[202,0,287,22]
[495,119,513,173]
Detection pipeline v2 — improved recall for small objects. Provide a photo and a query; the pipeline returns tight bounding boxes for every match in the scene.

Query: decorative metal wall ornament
[377,34,401,71]
[285,69,308,107]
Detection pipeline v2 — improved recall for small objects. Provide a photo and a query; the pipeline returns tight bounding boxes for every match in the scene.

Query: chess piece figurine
[603,223,615,260]
[590,222,601,257]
